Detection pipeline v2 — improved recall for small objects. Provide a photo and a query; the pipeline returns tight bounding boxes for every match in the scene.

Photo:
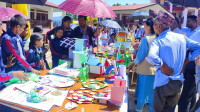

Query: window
[30,12,34,20]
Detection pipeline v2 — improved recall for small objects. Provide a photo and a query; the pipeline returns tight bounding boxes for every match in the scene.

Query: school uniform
[21,37,26,48]
[1,28,32,72]
[47,26,73,57]
[26,46,44,70]
[47,34,64,68]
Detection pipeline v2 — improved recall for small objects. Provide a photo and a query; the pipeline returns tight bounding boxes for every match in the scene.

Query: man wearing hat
[145,11,200,112]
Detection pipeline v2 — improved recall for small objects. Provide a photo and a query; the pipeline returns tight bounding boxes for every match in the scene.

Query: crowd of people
[0,9,200,112]
[128,11,200,112]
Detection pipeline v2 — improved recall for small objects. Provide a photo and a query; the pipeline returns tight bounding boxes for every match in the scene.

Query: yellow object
[12,4,31,39]
[132,37,135,43]
[100,57,103,63]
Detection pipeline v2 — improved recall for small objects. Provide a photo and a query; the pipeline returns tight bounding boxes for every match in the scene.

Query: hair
[29,33,44,48]
[55,27,64,33]
[10,14,27,28]
[33,25,43,33]
[174,17,180,25]
[144,18,155,34]
[24,24,28,30]
[187,15,197,22]
[62,16,72,25]
[78,15,87,21]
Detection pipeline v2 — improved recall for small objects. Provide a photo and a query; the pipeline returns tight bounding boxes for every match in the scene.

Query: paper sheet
[0,84,68,111]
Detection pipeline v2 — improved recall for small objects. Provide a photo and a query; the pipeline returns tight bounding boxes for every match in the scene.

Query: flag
[12,4,31,39]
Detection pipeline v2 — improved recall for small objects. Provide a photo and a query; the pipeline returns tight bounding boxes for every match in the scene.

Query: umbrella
[0,0,47,5]
[59,0,117,18]
[169,0,200,8]
[129,11,149,18]
[102,20,121,29]
[0,8,29,21]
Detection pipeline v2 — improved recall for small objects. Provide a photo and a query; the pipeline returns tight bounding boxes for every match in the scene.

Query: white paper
[119,65,126,77]
[0,84,68,111]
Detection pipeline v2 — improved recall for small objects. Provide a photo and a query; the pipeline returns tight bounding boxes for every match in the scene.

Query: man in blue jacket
[1,15,40,75]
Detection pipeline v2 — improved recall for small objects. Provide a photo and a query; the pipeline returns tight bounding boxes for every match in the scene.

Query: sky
[47,0,150,6]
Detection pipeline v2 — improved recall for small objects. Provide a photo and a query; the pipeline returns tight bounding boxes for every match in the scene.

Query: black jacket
[73,26,96,46]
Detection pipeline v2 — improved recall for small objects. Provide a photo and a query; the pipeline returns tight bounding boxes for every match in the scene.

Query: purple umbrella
[0,0,47,5]
[0,8,29,22]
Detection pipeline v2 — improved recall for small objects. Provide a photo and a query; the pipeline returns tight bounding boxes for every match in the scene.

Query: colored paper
[111,86,124,105]
[112,60,118,76]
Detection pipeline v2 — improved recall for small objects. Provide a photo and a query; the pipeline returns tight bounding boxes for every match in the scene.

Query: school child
[26,33,46,70]
[19,24,28,48]
[33,25,49,69]
[47,16,73,58]
[1,14,40,75]
[48,27,67,68]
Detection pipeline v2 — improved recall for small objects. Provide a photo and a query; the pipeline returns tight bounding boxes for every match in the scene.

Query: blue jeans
[178,69,197,112]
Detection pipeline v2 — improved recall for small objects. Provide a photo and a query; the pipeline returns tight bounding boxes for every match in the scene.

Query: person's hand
[13,71,30,82]
[106,38,109,42]
[39,59,44,66]
[195,56,200,66]
[62,55,68,59]
[43,48,48,54]
[160,63,174,76]
[181,58,190,73]
[5,54,16,68]
[31,68,41,75]
[41,64,46,70]
[128,62,135,71]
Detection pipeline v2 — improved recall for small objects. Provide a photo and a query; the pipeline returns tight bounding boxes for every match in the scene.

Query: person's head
[111,33,116,39]
[187,15,197,29]
[0,20,3,36]
[153,11,174,34]
[33,25,43,34]
[170,17,180,31]
[62,16,71,29]
[143,18,155,34]
[55,27,64,38]
[20,24,28,38]
[29,33,44,48]
[78,15,87,27]
[103,26,108,32]
[10,14,27,35]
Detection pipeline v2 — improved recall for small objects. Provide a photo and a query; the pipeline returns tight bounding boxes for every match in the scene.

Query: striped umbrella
[59,0,117,18]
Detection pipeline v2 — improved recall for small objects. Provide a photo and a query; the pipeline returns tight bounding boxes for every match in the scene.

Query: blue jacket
[1,29,32,72]
[21,37,27,48]
[0,47,14,89]
[26,46,43,70]
[47,26,73,39]
[47,34,64,57]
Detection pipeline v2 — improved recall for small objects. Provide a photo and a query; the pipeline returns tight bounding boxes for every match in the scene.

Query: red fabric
[0,74,11,81]
[6,40,30,68]
[142,31,145,38]
[87,36,89,47]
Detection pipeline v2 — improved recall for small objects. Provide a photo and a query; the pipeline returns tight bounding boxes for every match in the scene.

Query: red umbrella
[0,8,29,21]
[59,0,117,18]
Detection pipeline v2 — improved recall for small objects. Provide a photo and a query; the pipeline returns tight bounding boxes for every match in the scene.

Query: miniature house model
[87,57,106,76]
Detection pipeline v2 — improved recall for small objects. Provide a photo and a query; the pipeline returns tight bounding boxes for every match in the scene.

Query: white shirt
[190,30,200,43]
[173,28,185,35]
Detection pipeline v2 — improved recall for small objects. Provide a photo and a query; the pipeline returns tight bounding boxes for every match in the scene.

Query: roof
[45,1,58,8]
[112,3,156,11]
[87,57,106,66]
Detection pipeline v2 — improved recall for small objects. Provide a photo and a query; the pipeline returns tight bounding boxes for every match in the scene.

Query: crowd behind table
[0,9,200,112]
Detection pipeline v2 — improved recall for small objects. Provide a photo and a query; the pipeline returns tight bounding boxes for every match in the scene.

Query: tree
[126,3,128,5]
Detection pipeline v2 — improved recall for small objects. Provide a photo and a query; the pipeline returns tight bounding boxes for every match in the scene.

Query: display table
[0,70,128,112]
